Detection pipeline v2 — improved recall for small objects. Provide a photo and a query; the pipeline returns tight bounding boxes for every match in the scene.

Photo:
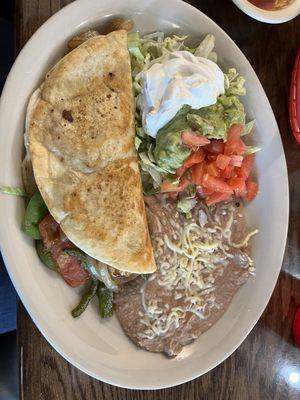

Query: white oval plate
[0,0,289,390]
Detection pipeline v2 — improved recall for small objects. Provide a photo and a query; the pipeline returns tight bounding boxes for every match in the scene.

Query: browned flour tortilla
[27,30,156,274]
[115,196,254,356]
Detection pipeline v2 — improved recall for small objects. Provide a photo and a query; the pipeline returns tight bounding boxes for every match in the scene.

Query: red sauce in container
[248,0,293,10]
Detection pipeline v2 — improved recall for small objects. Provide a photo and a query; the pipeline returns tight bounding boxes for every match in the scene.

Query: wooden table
[16,1,300,399]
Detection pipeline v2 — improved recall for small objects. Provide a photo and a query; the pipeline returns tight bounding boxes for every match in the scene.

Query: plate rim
[0,0,289,390]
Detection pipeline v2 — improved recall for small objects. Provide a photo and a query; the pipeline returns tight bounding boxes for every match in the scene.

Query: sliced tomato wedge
[181,131,210,148]
[216,154,231,170]
[237,153,255,180]
[39,214,90,287]
[183,149,205,168]
[206,191,232,206]
[205,161,220,177]
[246,180,258,201]
[228,177,247,197]
[224,124,243,155]
[176,165,187,178]
[230,154,243,167]
[202,174,233,194]
[191,162,205,185]
[205,139,224,154]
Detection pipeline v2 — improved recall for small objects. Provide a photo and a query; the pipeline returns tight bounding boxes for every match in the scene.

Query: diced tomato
[246,181,258,201]
[181,131,210,148]
[183,149,205,168]
[205,139,224,154]
[55,251,90,288]
[191,162,205,185]
[224,124,243,155]
[202,174,233,194]
[160,177,190,193]
[205,161,220,177]
[176,165,187,178]
[229,155,243,167]
[206,154,218,162]
[160,180,181,193]
[228,177,247,197]
[222,165,235,179]
[206,191,232,206]
[235,138,247,155]
[197,185,214,198]
[216,154,231,170]
[237,153,255,180]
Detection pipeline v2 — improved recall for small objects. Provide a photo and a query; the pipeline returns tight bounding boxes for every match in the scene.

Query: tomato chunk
[181,131,210,148]
[230,155,243,167]
[224,124,243,155]
[206,154,218,162]
[237,154,255,180]
[235,138,247,155]
[205,161,220,177]
[160,181,181,193]
[206,191,232,206]
[246,181,258,201]
[205,139,224,154]
[228,177,247,197]
[160,177,190,193]
[222,164,235,179]
[202,174,233,194]
[216,154,231,170]
[191,162,205,185]
[183,149,205,168]
[197,185,214,198]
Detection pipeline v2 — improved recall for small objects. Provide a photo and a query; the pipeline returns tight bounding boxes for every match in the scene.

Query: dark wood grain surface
[16,1,300,399]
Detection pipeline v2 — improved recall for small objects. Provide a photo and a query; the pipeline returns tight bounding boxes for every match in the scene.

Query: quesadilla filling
[11,20,259,356]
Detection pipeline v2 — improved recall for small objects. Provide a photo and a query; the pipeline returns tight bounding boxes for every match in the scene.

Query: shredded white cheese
[138,203,257,340]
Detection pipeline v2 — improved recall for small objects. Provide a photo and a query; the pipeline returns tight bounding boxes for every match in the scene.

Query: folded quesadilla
[27,30,156,274]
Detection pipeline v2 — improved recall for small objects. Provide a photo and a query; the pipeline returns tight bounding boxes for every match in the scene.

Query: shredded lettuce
[244,146,261,156]
[0,185,27,197]
[177,197,197,214]
[127,32,144,61]
[242,120,255,136]
[194,34,215,59]
[139,152,165,188]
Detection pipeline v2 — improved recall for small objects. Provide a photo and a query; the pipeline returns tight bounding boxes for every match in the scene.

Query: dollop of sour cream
[138,51,225,138]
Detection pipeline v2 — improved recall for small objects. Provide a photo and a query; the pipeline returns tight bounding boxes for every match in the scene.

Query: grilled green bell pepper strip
[22,191,48,239]
[71,280,99,318]
[97,284,114,318]
[35,240,58,271]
